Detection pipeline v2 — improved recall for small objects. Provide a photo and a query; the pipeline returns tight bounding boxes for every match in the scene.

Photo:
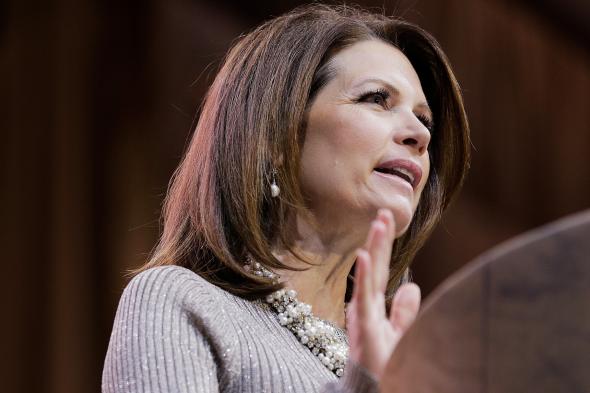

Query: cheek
[310,109,371,149]
[413,157,431,207]
[300,109,382,196]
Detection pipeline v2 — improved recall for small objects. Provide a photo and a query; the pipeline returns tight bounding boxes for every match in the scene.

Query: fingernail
[398,284,420,303]
[373,220,385,232]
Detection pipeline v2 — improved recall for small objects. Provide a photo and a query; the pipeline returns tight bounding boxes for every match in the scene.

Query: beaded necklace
[245,259,349,377]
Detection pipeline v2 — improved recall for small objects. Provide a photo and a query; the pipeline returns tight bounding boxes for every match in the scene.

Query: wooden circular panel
[382,210,590,393]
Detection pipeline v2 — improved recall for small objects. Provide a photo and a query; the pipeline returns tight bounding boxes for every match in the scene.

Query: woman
[102,4,470,392]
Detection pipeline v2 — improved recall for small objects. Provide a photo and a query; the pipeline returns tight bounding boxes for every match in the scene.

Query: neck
[272,215,365,330]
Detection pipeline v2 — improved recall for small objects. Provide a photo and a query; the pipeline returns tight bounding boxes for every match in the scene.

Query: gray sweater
[102,265,379,392]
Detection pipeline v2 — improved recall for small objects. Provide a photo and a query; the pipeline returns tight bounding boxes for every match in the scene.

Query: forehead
[329,39,426,99]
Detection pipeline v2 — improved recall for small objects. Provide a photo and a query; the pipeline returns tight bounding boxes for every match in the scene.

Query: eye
[416,113,434,133]
[357,89,390,108]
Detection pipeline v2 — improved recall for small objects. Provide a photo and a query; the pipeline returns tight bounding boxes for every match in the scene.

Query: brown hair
[134,4,471,302]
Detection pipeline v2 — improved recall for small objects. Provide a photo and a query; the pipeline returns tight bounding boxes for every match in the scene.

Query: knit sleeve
[101,267,220,393]
[320,359,379,393]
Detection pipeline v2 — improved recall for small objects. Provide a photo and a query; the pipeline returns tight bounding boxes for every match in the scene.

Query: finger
[345,297,355,325]
[345,298,358,335]
[371,210,395,292]
[377,209,396,291]
[353,249,373,322]
[364,220,387,288]
[389,283,421,333]
[376,208,396,241]
[350,254,362,307]
[366,219,391,291]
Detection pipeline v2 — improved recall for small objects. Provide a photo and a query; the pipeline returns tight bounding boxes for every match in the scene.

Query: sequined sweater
[101,265,379,393]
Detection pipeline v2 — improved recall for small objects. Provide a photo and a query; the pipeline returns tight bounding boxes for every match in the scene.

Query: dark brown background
[3,0,589,392]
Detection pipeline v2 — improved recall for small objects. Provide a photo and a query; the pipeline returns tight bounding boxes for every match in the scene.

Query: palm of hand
[346,209,422,381]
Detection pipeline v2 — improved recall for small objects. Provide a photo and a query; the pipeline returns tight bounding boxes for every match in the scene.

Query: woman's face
[300,39,432,238]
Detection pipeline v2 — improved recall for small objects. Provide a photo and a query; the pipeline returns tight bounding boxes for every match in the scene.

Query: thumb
[389,283,421,333]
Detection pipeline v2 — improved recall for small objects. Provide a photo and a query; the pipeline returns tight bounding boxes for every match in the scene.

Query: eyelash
[416,114,434,133]
[357,89,434,132]
[358,88,390,106]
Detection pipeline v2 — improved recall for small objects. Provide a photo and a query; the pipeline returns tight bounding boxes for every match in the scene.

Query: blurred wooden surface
[383,209,590,393]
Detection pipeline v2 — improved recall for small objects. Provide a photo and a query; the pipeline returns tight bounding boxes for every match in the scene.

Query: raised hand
[346,208,422,381]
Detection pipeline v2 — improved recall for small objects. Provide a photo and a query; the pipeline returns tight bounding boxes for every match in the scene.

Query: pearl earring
[270,168,280,198]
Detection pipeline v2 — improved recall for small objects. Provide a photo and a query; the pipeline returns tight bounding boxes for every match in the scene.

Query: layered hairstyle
[135,4,471,302]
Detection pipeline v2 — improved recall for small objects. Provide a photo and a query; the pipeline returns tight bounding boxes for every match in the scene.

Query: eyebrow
[351,77,432,118]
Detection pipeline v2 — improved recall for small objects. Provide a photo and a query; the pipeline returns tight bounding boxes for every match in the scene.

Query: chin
[380,201,414,237]
[395,220,413,238]
[393,212,413,238]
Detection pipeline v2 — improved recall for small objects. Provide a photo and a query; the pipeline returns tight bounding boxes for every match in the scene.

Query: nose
[393,111,431,156]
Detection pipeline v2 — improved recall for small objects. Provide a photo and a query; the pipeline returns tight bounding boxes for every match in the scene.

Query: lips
[373,159,423,190]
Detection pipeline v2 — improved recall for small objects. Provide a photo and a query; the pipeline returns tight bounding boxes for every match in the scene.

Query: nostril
[403,137,428,155]
[403,137,418,146]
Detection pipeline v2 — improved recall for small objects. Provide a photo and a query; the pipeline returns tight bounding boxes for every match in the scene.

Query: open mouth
[373,167,414,187]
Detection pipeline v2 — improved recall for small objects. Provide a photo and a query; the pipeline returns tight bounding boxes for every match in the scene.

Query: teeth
[394,167,415,184]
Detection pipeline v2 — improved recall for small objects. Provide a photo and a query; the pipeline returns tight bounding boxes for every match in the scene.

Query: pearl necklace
[245,259,349,377]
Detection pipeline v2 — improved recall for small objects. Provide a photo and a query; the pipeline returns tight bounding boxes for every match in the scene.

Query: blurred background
[3,0,589,392]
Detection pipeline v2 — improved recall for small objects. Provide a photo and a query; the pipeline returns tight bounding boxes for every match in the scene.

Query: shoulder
[119,265,226,316]
[125,265,220,295]
[104,265,228,392]
[125,264,216,293]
